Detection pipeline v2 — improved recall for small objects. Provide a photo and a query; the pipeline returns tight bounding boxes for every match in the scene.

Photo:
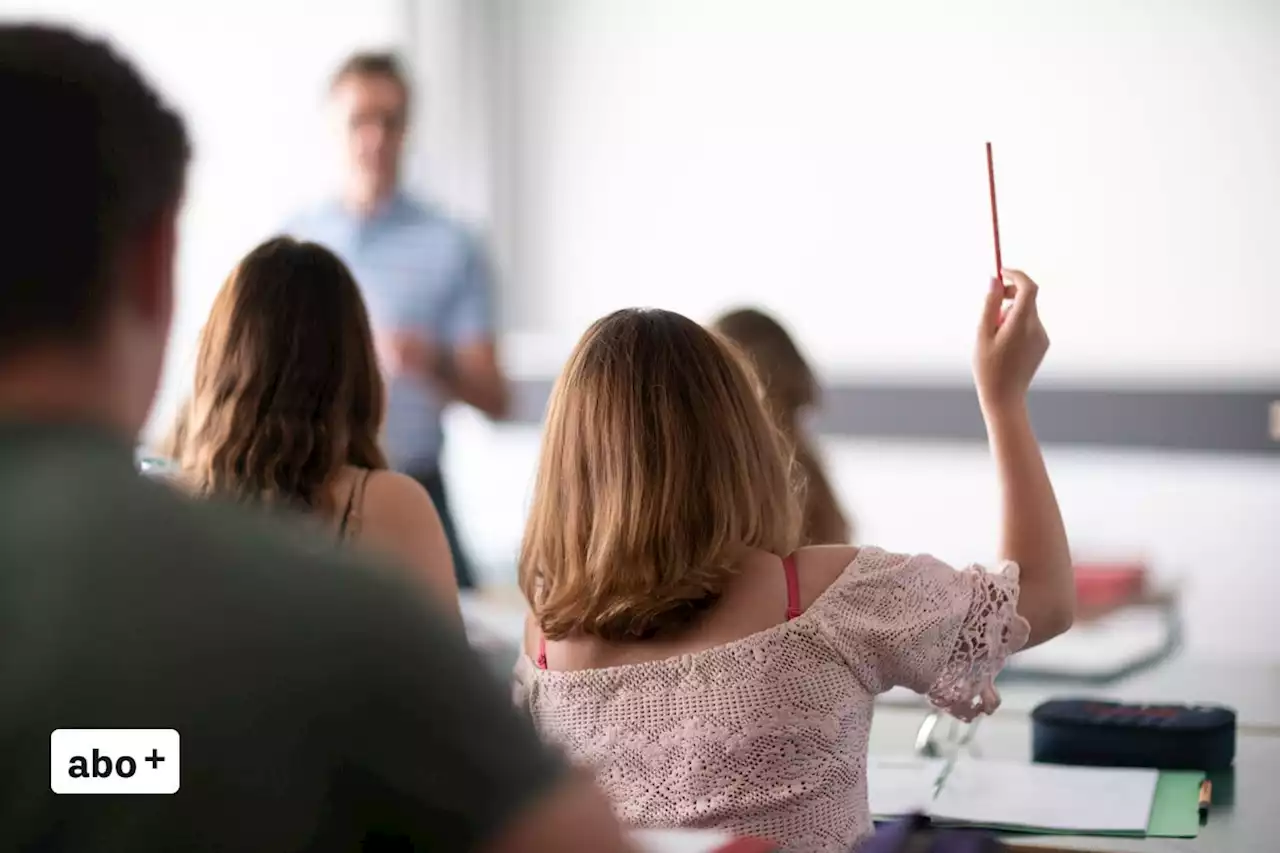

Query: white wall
[503,0,1280,385]
[0,0,414,439]
[406,0,498,225]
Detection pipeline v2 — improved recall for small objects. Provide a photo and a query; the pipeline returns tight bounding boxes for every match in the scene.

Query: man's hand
[377,330,509,419]
[378,331,442,384]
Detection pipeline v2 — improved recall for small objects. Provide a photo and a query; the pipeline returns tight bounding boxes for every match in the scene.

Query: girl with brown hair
[515,272,1074,852]
[169,237,460,618]
[712,307,851,544]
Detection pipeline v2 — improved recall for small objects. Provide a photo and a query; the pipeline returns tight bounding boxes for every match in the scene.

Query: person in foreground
[713,307,852,544]
[167,237,461,619]
[516,275,1074,853]
[0,25,632,853]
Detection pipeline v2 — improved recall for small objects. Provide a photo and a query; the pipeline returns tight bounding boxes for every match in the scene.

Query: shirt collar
[340,189,415,226]
[0,417,136,470]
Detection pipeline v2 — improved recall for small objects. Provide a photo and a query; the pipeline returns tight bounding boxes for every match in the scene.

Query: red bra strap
[536,635,548,670]
[783,553,802,620]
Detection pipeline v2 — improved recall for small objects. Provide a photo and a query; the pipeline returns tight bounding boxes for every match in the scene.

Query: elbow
[1055,578,1078,636]
[1035,596,1076,645]
[1021,585,1075,647]
[1044,604,1075,640]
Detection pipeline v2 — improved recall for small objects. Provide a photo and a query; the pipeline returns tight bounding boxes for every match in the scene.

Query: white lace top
[513,547,1030,853]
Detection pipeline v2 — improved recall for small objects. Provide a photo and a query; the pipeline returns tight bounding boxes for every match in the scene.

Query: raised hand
[973,269,1050,411]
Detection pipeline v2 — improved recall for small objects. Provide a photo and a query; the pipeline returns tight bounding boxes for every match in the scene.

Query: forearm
[984,401,1074,646]
[398,357,506,419]
[401,338,506,417]
[445,371,509,419]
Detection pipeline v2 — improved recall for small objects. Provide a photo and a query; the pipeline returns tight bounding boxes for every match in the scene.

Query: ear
[128,205,180,329]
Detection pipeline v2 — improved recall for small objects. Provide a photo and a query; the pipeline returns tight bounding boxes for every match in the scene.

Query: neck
[343,179,397,217]
[0,347,136,442]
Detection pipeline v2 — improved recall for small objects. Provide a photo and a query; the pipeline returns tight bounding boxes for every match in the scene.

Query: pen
[1198,779,1212,822]
[985,141,1003,278]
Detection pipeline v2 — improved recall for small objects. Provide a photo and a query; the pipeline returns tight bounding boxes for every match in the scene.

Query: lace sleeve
[924,562,1030,720]
[811,547,1030,716]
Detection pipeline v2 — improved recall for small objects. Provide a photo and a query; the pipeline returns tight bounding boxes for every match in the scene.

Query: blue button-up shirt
[286,192,494,473]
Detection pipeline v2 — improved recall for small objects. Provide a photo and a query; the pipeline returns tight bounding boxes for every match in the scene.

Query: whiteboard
[507,0,1280,383]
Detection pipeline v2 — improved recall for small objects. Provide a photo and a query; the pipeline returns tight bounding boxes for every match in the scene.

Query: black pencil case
[1031,699,1236,771]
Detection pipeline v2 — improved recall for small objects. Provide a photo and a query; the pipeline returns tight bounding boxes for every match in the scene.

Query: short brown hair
[520,308,803,642]
[331,50,410,99]
[175,238,386,515]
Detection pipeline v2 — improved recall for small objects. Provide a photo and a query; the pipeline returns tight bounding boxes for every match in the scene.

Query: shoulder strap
[336,469,371,540]
[783,553,802,620]
[356,467,373,506]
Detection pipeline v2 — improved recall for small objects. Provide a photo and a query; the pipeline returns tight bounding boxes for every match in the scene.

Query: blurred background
[5,0,1277,663]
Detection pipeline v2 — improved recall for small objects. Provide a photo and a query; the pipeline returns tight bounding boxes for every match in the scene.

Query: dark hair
[175,238,387,516]
[0,25,189,360]
[713,307,852,545]
[713,308,818,417]
[331,51,410,100]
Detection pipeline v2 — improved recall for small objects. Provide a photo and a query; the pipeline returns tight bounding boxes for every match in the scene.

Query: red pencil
[985,141,1003,277]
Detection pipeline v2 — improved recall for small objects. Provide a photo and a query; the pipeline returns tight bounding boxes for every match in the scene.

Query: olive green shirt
[0,420,563,852]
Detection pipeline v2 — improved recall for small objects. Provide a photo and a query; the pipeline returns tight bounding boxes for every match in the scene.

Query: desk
[880,659,1280,735]
[870,708,1279,852]
[1004,660,1280,735]
[470,584,1278,851]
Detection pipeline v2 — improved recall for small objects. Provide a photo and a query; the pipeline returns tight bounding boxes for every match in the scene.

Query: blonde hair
[174,237,386,516]
[713,308,851,545]
[520,308,803,642]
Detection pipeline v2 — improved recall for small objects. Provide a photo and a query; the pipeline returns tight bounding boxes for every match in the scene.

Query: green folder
[1145,771,1205,838]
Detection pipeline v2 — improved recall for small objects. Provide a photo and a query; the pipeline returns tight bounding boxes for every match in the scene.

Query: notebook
[868,756,1203,838]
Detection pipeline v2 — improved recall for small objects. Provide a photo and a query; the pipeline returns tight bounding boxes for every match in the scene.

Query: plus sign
[145,748,165,770]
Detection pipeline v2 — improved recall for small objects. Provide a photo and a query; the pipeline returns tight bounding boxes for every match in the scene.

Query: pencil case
[1031,699,1236,771]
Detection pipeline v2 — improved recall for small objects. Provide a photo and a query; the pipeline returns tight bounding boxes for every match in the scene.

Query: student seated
[169,237,461,620]
[712,307,852,544]
[0,25,632,852]
[515,274,1074,853]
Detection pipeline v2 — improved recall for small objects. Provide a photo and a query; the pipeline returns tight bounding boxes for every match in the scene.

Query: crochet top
[513,547,1030,853]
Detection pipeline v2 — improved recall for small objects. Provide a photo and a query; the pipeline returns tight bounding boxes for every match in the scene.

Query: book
[868,756,1203,838]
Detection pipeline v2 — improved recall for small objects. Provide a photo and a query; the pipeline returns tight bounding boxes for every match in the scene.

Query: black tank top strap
[336,469,372,541]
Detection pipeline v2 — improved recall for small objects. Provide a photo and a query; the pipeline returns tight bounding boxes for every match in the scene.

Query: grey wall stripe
[508,379,1280,455]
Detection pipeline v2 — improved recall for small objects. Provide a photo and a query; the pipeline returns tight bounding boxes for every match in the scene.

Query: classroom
[1,1,1277,851]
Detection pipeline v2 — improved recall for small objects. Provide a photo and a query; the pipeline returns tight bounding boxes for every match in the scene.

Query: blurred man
[288,53,508,590]
[0,25,631,853]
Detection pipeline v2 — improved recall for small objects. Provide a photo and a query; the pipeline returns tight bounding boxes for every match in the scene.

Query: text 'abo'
[50,729,180,794]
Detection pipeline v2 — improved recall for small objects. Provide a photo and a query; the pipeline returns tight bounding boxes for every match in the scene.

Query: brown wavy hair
[713,308,851,545]
[174,237,386,515]
[520,308,803,642]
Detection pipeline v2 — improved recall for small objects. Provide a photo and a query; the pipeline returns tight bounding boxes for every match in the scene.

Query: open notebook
[868,756,1203,838]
